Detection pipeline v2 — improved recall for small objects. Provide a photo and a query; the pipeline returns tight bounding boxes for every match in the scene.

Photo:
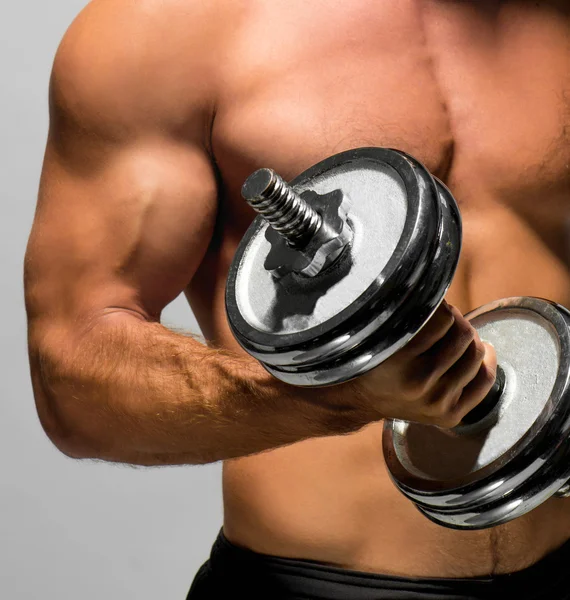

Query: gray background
[1,1,222,597]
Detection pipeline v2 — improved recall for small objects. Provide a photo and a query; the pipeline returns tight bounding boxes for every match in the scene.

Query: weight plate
[226,148,456,385]
[263,176,461,386]
[383,297,570,529]
[236,158,408,334]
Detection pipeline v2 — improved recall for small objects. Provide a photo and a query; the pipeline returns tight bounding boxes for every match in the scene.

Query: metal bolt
[241,168,322,249]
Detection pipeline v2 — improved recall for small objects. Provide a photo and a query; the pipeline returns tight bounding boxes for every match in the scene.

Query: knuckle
[434,306,455,334]
[471,339,486,363]
[456,320,476,345]
[409,307,455,353]
[442,309,456,330]
[481,364,497,387]
[435,317,455,343]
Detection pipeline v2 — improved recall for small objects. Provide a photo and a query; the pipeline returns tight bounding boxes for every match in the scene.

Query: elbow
[32,371,97,460]
[29,337,102,460]
[32,379,94,460]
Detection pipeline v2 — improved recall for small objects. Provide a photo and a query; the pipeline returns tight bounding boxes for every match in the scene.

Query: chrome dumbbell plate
[226,147,461,386]
[383,297,570,529]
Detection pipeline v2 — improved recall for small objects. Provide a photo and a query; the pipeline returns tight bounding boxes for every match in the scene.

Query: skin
[25,0,570,579]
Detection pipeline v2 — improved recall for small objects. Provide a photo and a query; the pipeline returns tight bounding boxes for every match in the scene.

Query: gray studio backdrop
[1,2,222,598]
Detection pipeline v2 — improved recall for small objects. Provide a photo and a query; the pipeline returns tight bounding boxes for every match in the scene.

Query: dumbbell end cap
[242,168,275,201]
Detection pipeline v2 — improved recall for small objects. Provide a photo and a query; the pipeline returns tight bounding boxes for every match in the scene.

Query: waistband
[207,528,570,599]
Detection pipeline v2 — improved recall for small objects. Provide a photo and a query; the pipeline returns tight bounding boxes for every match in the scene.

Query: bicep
[26,0,219,341]
[27,134,218,334]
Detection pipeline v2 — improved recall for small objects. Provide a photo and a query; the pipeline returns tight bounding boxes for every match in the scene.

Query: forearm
[38,313,350,466]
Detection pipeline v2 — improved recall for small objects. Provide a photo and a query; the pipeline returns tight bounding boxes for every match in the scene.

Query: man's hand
[328,302,498,430]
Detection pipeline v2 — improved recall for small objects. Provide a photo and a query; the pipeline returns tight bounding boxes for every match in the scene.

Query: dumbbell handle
[461,364,506,425]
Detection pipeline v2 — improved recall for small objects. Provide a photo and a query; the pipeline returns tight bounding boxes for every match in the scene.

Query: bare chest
[196,2,570,573]
[212,0,570,233]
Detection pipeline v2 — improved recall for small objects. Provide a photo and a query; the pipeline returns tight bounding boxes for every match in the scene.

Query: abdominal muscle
[207,205,570,578]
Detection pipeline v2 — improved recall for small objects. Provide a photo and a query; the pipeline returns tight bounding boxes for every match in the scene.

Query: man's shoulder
[51,0,231,135]
[75,0,228,41]
[62,0,228,62]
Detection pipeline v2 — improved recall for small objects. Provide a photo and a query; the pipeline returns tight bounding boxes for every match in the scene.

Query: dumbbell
[225,147,570,530]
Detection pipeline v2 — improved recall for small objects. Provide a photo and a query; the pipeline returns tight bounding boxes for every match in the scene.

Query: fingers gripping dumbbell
[225,147,570,530]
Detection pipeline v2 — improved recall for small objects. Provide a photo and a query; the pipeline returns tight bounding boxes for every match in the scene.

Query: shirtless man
[25,0,570,598]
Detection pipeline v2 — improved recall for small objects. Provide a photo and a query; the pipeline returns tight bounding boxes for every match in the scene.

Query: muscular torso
[185,0,570,577]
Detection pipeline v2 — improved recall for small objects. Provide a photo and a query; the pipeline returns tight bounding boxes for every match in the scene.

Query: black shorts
[186,528,570,599]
